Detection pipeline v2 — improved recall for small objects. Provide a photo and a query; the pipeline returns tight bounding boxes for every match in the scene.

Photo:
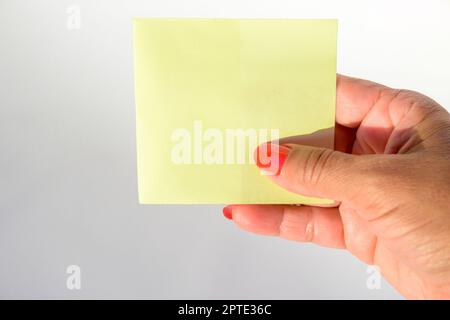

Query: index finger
[336,74,389,128]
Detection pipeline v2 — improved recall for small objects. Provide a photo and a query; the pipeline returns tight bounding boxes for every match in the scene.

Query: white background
[0,0,449,299]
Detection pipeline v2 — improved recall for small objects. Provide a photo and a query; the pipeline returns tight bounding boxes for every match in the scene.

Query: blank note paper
[134,18,337,204]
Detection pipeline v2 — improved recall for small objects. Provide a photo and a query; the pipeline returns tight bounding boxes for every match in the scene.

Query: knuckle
[354,156,413,206]
[304,208,315,243]
[295,148,337,187]
[390,88,443,116]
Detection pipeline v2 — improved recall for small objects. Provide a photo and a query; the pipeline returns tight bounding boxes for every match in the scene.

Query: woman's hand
[223,75,450,299]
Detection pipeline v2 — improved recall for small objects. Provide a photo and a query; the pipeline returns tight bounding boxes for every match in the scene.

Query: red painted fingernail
[254,143,292,176]
[222,206,233,220]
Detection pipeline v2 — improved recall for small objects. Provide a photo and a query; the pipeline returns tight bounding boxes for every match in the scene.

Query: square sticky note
[134,18,337,204]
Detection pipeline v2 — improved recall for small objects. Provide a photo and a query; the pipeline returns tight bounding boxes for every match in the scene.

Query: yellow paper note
[134,18,337,204]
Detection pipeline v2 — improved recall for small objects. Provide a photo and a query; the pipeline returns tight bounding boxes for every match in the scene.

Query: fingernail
[254,143,292,176]
[222,206,233,220]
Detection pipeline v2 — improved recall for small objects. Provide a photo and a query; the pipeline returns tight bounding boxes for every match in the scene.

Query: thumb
[255,143,367,202]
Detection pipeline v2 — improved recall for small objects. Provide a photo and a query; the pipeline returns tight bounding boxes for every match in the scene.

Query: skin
[224,75,450,299]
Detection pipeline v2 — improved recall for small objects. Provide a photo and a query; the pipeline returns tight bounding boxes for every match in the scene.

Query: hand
[222,75,450,299]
